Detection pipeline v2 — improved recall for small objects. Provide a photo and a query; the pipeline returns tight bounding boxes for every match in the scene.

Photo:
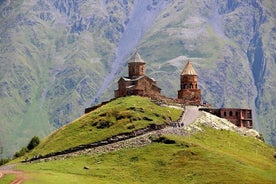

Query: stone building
[200,108,253,128]
[178,61,201,105]
[114,52,161,98]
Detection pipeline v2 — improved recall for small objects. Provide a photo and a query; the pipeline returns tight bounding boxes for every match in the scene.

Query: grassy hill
[26,96,182,157]
[3,96,274,183]
[15,125,276,183]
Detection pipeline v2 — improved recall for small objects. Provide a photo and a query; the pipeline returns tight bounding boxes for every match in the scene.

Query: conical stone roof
[181,60,197,75]
[129,51,145,63]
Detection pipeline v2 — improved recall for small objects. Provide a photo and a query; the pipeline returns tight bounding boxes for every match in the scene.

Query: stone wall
[24,123,167,163]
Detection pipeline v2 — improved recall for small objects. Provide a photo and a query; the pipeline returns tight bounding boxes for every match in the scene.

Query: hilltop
[1,96,275,183]
[24,96,182,158]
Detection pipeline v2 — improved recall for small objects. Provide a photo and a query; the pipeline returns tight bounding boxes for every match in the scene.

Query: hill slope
[27,96,182,157]
[18,129,276,183]
[0,0,275,157]
[11,97,275,183]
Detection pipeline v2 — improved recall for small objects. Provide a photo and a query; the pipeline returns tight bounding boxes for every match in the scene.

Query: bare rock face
[240,128,263,141]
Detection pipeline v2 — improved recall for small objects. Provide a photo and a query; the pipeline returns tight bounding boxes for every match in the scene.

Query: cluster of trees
[0,136,40,166]
[13,136,40,158]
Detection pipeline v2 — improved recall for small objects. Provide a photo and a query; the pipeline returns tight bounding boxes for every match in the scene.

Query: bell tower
[128,51,146,78]
[178,60,201,105]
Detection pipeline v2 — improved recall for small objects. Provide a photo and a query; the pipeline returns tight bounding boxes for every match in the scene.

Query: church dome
[129,51,145,63]
[181,60,197,75]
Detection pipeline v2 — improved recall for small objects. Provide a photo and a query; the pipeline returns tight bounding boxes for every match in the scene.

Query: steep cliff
[0,0,275,157]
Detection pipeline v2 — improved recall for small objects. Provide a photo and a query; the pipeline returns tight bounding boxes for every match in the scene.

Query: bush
[149,135,176,144]
[27,136,40,150]
[0,158,11,166]
[14,147,28,158]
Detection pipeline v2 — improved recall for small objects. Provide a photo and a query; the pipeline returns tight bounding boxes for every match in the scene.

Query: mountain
[7,96,276,183]
[0,0,275,157]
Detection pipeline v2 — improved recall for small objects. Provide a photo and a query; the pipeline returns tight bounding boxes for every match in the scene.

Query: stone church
[114,52,161,98]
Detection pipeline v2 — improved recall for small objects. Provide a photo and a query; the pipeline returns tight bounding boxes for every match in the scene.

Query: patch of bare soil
[0,165,27,184]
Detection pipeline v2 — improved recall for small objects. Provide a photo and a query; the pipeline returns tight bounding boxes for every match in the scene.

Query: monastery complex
[87,51,253,129]
[114,51,253,129]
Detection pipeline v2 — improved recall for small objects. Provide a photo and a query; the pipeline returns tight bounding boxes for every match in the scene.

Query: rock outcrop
[186,112,262,140]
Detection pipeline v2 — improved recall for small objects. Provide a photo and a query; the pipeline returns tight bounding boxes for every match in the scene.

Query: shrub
[27,136,40,150]
[0,158,11,166]
[14,147,28,158]
[150,136,176,144]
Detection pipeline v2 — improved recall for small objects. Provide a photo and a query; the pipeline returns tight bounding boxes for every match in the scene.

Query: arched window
[224,111,226,116]
[184,84,188,89]
[229,111,233,116]
[247,111,252,118]
[190,84,193,89]
[195,84,197,89]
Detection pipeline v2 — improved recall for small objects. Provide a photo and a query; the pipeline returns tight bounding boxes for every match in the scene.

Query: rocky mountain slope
[0,0,275,157]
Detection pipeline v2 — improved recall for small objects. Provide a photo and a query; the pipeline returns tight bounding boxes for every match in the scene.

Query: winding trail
[0,164,25,184]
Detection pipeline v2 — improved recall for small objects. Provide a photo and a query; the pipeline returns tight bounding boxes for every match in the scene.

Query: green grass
[0,174,16,184]
[17,126,276,183]
[24,96,182,157]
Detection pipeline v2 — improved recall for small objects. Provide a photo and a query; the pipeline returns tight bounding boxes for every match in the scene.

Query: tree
[0,158,11,166]
[27,136,40,150]
[14,147,28,158]
[13,136,40,159]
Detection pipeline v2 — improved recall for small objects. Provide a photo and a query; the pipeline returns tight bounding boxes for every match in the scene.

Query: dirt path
[180,106,203,126]
[0,165,26,184]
